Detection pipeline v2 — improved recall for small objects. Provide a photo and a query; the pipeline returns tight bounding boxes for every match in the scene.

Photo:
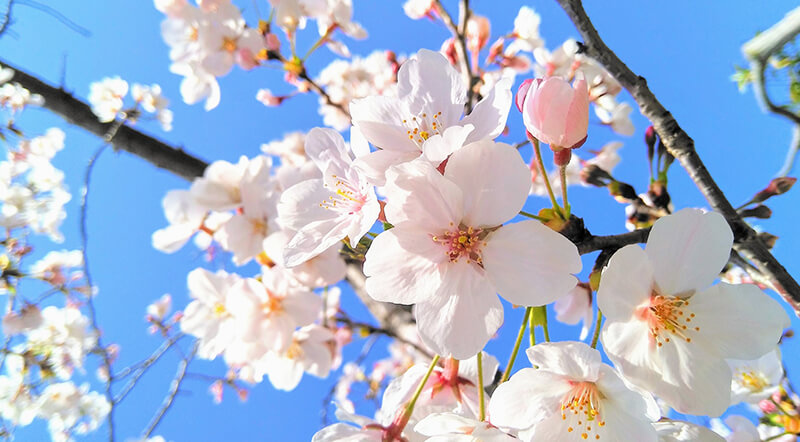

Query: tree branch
[555,0,800,312]
[0,58,209,180]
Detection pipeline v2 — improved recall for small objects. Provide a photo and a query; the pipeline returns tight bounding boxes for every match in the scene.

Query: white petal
[384,159,464,230]
[483,220,581,307]
[414,261,503,359]
[488,368,571,430]
[645,209,733,295]
[461,76,513,143]
[689,283,787,360]
[525,341,601,381]
[364,227,446,305]
[597,245,654,321]
[444,141,530,227]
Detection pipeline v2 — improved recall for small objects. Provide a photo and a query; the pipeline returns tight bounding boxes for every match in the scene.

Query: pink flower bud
[518,76,589,150]
[265,33,281,51]
[256,89,283,106]
[466,14,490,54]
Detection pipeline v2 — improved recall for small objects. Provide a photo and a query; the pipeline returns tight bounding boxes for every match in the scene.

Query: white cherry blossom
[180,268,240,359]
[489,341,660,442]
[351,49,512,185]
[598,208,789,416]
[728,348,783,405]
[278,128,380,267]
[415,413,517,441]
[364,140,581,358]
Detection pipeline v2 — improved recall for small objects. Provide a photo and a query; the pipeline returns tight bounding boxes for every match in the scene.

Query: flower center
[403,111,443,148]
[561,381,605,440]
[212,302,227,318]
[734,369,769,393]
[286,340,304,360]
[262,295,284,317]
[638,293,700,347]
[222,36,238,53]
[320,174,367,215]
[431,223,487,266]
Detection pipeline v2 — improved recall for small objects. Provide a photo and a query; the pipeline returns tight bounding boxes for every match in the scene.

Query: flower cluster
[88,77,173,130]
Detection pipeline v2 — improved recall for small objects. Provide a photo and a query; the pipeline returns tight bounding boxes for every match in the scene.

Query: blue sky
[2,0,800,440]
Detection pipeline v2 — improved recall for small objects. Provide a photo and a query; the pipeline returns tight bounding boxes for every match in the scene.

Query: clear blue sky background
[2,0,800,440]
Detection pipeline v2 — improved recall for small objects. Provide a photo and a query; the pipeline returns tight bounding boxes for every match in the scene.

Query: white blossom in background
[403,0,435,20]
[0,65,13,84]
[728,349,783,405]
[146,293,173,323]
[25,306,99,379]
[28,250,84,287]
[365,141,581,358]
[0,82,44,112]
[0,354,38,426]
[152,189,209,253]
[132,83,174,131]
[315,50,398,130]
[180,268,241,359]
[489,342,660,441]
[505,6,544,56]
[529,141,623,198]
[351,49,512,185]
[598,208,789,416]
[88,76,129,122]
[261,131,309,168]
[36,382,110,442]
[553,283,593,340]
[262,231,346,288]
[258,324,335,391]
[278,128,380,267]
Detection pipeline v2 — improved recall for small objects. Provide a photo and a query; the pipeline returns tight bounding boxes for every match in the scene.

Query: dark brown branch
[556,0,800,312]
[576,228,650,255]
[0,58,209,181]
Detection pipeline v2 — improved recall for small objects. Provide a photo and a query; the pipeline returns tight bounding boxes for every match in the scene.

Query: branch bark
[555,0,800,313]
[1,58,209,180]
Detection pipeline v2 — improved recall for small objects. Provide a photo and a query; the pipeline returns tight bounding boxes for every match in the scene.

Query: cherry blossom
[517,75,589,150]
[489,341,660,442]
[728,349,783,405]
[88,76,129,122]
[364,140,581,358]
[258,324,335,391]
[278,128,380,267]
[351,49,512,185]
[598,208,789,416]
[180,268,240,359]
[415,413,517,441]
[653,420,725,442]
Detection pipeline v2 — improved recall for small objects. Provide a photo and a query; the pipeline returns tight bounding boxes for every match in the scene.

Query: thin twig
[320,335,379,426]
[15,0,90,37]
[556,0,800,312]
[113,333,186,403]
[335,315,433,358]
[434,0,477,111]
[142,342,198,438]
[79,144,115,442]
[0,0,15,37]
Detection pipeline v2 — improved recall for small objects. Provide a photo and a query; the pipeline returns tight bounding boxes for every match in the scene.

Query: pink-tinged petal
[601,319,733,416]
[444,141,531,227]
[384,160,464,230]
[515,78,535,112]
[597,245,654,321]
[421,124,474,164]
[364,227,447,305]
[689,283,788,360]
[414,261,503,359]
[483,220,581,307]
[284,217,350,267]
[645,209,733,295]
[461,76,513,143]
[488,368,571,430]
[381,365,428,418]
[353,148,420,186]
[525,342,601,381]
[282,290,323,327]
[349,126,371,159]
[344,193,380,249]
[562,77,590,148]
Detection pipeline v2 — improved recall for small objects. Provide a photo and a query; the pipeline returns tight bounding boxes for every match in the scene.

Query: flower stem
[519,210,546,221]
[477,352,486,421]
[405,355,440,415]
[559,164,571,218]
[531,136,563,218]
[591,310,603,349]
[528,310,536,347]
[500,307,531,383]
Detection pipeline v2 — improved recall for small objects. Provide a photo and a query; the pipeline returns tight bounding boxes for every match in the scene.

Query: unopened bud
[487,38,505,61]
[753,177,797,204]
[581,164,613,187]
[608,180,638,201]
[645,125,657,151]
[256,89,285,107]
[440,38,458,66]
[739,204,772,219]
[757,232,778,249]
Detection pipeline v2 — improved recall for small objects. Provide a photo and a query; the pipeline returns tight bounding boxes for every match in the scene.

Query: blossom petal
[483,220,580,307]
[526,341,601,381]
[364,227,446,305]
[645,208,733,295]
[461,76,513,143]
[597,245,653,321]
[488,368,571,430]
[384,160,464,230]
[414,261,503,359]
[444,141,531,227]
